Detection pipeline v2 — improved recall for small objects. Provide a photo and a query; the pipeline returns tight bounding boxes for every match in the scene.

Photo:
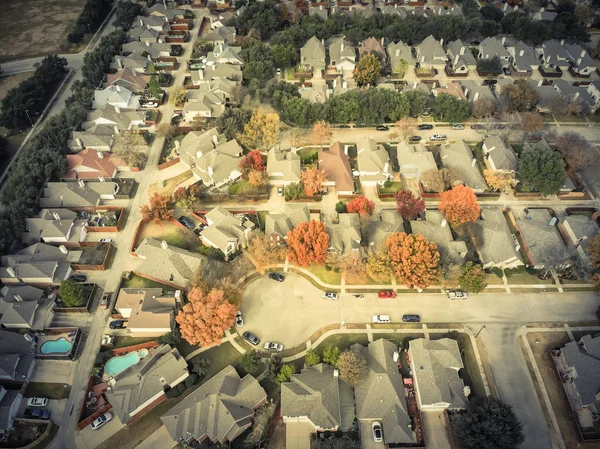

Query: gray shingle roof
[410,210,467,265]
[301,36,326,69]
[387,41,415,71]
[326,213,362,254]
[416,36,446,66]
[447,40,476,71]
[561,334,600,410]
[509,41,538,72]
[512,207,566,267]
[265,205,310,238]
[440,141,486,191]
[482,135,518,172]
[0,389,21,431]
[474,208,523,268]
[367,209,403,250]
[202,207,253,253]
[267,148,301,183]
[479,37,510,60]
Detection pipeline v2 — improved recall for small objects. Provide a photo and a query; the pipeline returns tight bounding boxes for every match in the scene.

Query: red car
[378,291,397,299]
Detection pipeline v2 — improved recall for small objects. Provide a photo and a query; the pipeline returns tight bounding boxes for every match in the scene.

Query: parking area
[285,420,313,449]
[17,398,66,424]
[30,361,76,384]
[76,413,123,449]
[358,420,384,449]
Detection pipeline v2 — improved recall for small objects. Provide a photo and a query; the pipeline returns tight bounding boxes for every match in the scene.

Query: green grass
[507,273,554,285]
[297,147,319,159]
[313,334,369,351]
[378,182,403,195]
[121,275,175,291]
[189,341,243,381]
[113,336,157,349]
[305,264,342,285]
[511,143,523,156]
[24,383,71,400]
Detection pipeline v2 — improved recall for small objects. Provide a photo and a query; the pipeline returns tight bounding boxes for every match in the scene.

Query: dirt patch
[0,72,33,102]
[148,170,193,196]
[0,0,86,63]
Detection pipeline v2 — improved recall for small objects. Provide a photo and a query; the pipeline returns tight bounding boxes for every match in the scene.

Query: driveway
[76,414,123,449]
[30,360,76,384]
[421,410,451,449]
[358,420,384,449]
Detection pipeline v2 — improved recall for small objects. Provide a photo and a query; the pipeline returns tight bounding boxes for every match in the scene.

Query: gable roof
[318,143,353,192]
[512,207,566,266]
[560,334,600,409]
[0,285,44,303]
[83,104,146,131]
[39,181,118,208]
[267,149,301,183]
[537,40,571,66]
[66,149,127,179]
[357,137,391,179]
[326,213,362,254]
[104,69,150,92]
[115,288,175,331]
[202,206,254,252]
[410,210,467,264]
[387,41,415,69]
[92,85,140,110]
[440,141,486,191]
[301,36,326,69]
[509,41,538,72]
[482,135,518,172]
[396,142,437,177]
[367,210,403,250]
[460,80,495,103]
[265,205,310,238]
[204,26,237,44]
[479,37,510,60]
[359,37,386,59]
[475,208,523,267]
[447,39,476,70]
[327,36,356,65]
[416,36,446,65]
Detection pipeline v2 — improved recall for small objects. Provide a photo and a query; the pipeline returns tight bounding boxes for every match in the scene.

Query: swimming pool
[41,337,73,355]
[104,349,149,377]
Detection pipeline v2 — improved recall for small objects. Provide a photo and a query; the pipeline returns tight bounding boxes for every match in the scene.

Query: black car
[242,331,260,346]
[178,216,195,229]
[408,136,422,143]
[70,273,87,283]
[376,125,389,131]
[470,124,484,130]
[402,314,421,323]
[193,228,202,236]
[417,124,433,130]
[268,272,285,282]
[109,320,126,329]
[24,408,50,420]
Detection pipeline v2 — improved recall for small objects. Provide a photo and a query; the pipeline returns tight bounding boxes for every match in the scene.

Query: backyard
[24,382,71,400]
[148,170,193,197]
[136,220,203,253]
[121,274,175,292]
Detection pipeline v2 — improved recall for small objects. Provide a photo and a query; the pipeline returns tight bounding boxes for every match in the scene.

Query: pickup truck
[447,291,468,300]
[372,315,391,324]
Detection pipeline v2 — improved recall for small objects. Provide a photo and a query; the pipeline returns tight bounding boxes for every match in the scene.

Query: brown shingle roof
[318,143,354,192]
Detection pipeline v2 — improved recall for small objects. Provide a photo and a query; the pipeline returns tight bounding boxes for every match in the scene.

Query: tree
[472,98,497,119]
[284,182,304,200]
[190,357,211,377]
[518,148,567,195]
[405,90,430,118]
[574,4,594,27]
[271,44,298,68]
[157,328,182,345]
[439,186,481,226]
[432,93,471,123]
[521,112,543,137]
[247,233,287,270]
[169,86,187,106]
[500,80,539,112]
[337,350,368,386]
[239,150,266,175]
[384,233,440,289]
[112,133,147,168]
[266,356,283,379]
[240,110,280,150]
[248,170,268,188]
[366,250,394,282]
[276,364,295,384]
[480,4,504,21]
[241,350,261,373]
[322,345,341,366]
[454,397,524,449]
[217,108,253,140]
[476,56,503,75]
[59,280,85,307]
[549,95,583,117]
[332,252,369,284]
[421,168,463,193]
[156,123,175,139]
[176,288,237,346]
[317,437,361,449]
[392,58,408,78]
[115,1,144,28]
[395,190,425,220]
[346,195,375,216]
[312,121,332,149]
[393,117,417,139]
[294,0,309,16]
[305,349,321,367]
[335,201,347,213]
[554,132,597,172]
[140,193,173,223]
[287,220,329,267]
[459,262,487,293]
[353,53,382,87]
[301,168,327,197]
[483,170,517,194]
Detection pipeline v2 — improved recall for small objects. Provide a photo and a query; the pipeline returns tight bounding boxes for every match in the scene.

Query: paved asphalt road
[0,54,85,76]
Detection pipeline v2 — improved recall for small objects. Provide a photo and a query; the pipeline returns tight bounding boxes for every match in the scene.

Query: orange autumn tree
[346,195,375,216]
[439,185,481,226]
[176,287,237,346]
[301,168,327,197]
[384,232,440,288]
[286,220,329,267]
[140,192,173,223]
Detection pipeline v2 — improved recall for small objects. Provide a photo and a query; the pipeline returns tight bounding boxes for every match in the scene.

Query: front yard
[228,179,268,195]
[378,181,403,195]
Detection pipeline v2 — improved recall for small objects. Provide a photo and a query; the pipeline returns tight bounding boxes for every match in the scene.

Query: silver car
[264,341,284,352]
[90,412,113,430]
[322,292,338,300]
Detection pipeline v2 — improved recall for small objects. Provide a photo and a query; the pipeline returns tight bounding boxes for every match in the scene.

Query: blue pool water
[104,351,141,377]
[41,337,73,355]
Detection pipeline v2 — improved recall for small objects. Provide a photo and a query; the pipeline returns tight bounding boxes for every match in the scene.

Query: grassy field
[378,181,403,195]
[24,382,71,399]
[313,333,369,351]
[0,0,86,63]
[305,264,342,285]
[137,220,202,252]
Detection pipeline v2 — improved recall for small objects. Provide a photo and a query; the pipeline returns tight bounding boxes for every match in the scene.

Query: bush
[335,201,347,213]
[157,328,182,345]
[305,349,321,367]
[184,373,199,388]
[165,386,182,398]
[190,357,211,377]
[275,364,294,385]
[491,267,504,278]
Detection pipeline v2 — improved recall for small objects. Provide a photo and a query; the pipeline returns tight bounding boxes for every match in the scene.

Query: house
[196,78,239,103]
[536,40,571,74]
[553,80,597,113]
[431,81,468,100]
[0,243,74,285]
[460,80,496,103]
[265,205,310,244]
[132,15,170,33]
[178,128,243,187]
[532,8,557,21]
[586,81,600,104]
[22,209,86,245]
[104,69,150,93]
[507,41,539,75]
[358,37,387,64]
[161,365,267,446]
[309,5,329,20]
[0,293,54,331]
[326,213,363,254]
[191,64,242,85]
[415,36,447,72]
[351,339,416,444]
[380,5,409,18]
[473,208,523,269]
[70,127,116,153]
[478,37,510,67]
[281,364,342,431]
[206,44,243,65]
[482,135,518,173]
[121,41,173,60]
[0,389,23,434]
[148,3,188,21]
[562,215,600,267]
[0,329,37,383]
[82,104,146,132]
[200,207,255,258]
[326,36,356,72]
[527,79,562,113]
[511,208,569,270]
[204,26,237,45]
[367,210,403,250]
[410,210,468,265]
[553,334,600,414]
[356,137,392,186]
[92,85,141,110]
[300,83,329,103]
[110,53,152,75]
[266,148,301,185]
[300,36,327,73]
[65,149,128,180]
[115,289,179,335]
[446,39,477,75]
[106,345,189,426]
[318,143,354,195]
[0,285,44,303]
[39,180,120,208]
[182,92,225,120]
[409,338,468,410]
[331,74,358,95]
[129,26,160,45]
[440,141,487,193]
[396,142,437,180]
[387,41,414,77]
[134,238,207,289]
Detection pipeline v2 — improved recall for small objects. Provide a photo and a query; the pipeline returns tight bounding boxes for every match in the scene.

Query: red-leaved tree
[439,185,481,226]
[239,150,265,175]
[140,193,173,223]
[287,220,330,267]
[395,190,425,220]
[346,195,375,216]
[176,288,237,346]
[384,232,440,288]
[301,168,327,197]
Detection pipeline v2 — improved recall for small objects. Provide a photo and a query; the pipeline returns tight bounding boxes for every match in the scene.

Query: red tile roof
[66,149,128,179]
[318,142,354,192]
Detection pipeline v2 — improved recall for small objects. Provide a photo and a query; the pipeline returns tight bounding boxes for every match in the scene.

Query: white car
[451,124,465,130]
[27,397,48,407]
[264,341,284,352]
[322,292,338,300]
[90,412,113,430]
[372,422,383,442]
[98,238,113,243]
[235,311,244,327]
[448,291,468,300]
[142,102,158,108]
[429,134,447,141]
[372,315,391,324]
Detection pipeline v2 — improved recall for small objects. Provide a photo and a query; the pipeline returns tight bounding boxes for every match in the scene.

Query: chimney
[342,81,347,89]
[117,58,124,69]
[333,369,339,378]
[59,245,68,254]
[174,140,180,149]
[6,268,16,278]
[524,208,531,219]
[113,126,120,135]
[321,39,325,47]
[514,5,518,10]
[581,49,586,58]
[460,46,465,56]
[341,42,344,52]
[53,212,61,221]
[538,79,543,87]
[560,39,565,45]
[454,54,459,65]
[14,295,23,302]
[161,240,168,249]
[396,49,400,57]
[473,91,479,102]
[98,176,105,182]
[573,92,580,101]
[412,81,417,89]
[97,150,104,159]
[501,37,506,45]
[140,18,144,26]
[441,219,447,227]
[212,134,218,146]
[114,105,121,114]
[78,179,85,188]
[519,49,524,57]
[76,138,83,148]
[439,38,444,46]
[146,40,150,47]
[471,158,477,167]
[208,166,214,177]
[319,4,323,9]
[381,37,384,46]
[541,7,545,11]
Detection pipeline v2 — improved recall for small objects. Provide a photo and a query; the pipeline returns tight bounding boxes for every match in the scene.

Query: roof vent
[419,366,424,371]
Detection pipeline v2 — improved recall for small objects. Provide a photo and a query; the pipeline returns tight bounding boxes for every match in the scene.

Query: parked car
[447,291,468,300]
[372,315,391,324]
[277,186,284,196]
[178,216,195,229]
[268,272,285,282]
[322,292,338,300]
[433,68,439,75]
[193,228,202,236]
[142,102,158,108]
[24,408,50,420]
[90,413,113,430]
[451,124,465,130]
[378,291,397,299]
[70,273,87,283]
[402,314,421,323]
[503,67,510,75]
[99,292,112,309]
[242,331,260,346]
[276,68,282,76]
[470,124,483,130]
[109,320,126,329]
[421,108,432,117]
[372,422,383,442]
[98,238,113,243]
[376,125,389,131]
[418,124,433,130]
[430,134,447,141]
[235,311,244,327]
[408,135,422,143]
[264,341,284,351]
[27,397,49,407]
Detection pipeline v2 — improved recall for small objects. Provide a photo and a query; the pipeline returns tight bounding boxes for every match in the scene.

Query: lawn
[507,273,554,285]
[148,170,193,197]
[121,274,175,292]
[188,341,243,382]
[305,264,342,286]
[313,333,369,351]
[24,382,71,400]
[137,221,202,253]
[113,336,157,349]
[0,0,86,63]
[378,181,403,195]
[228,180,267,195]
[511,143,523,156]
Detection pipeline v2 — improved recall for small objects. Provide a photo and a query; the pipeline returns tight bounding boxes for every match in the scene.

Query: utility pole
[475,324,486,339]
[25,110,34,128]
